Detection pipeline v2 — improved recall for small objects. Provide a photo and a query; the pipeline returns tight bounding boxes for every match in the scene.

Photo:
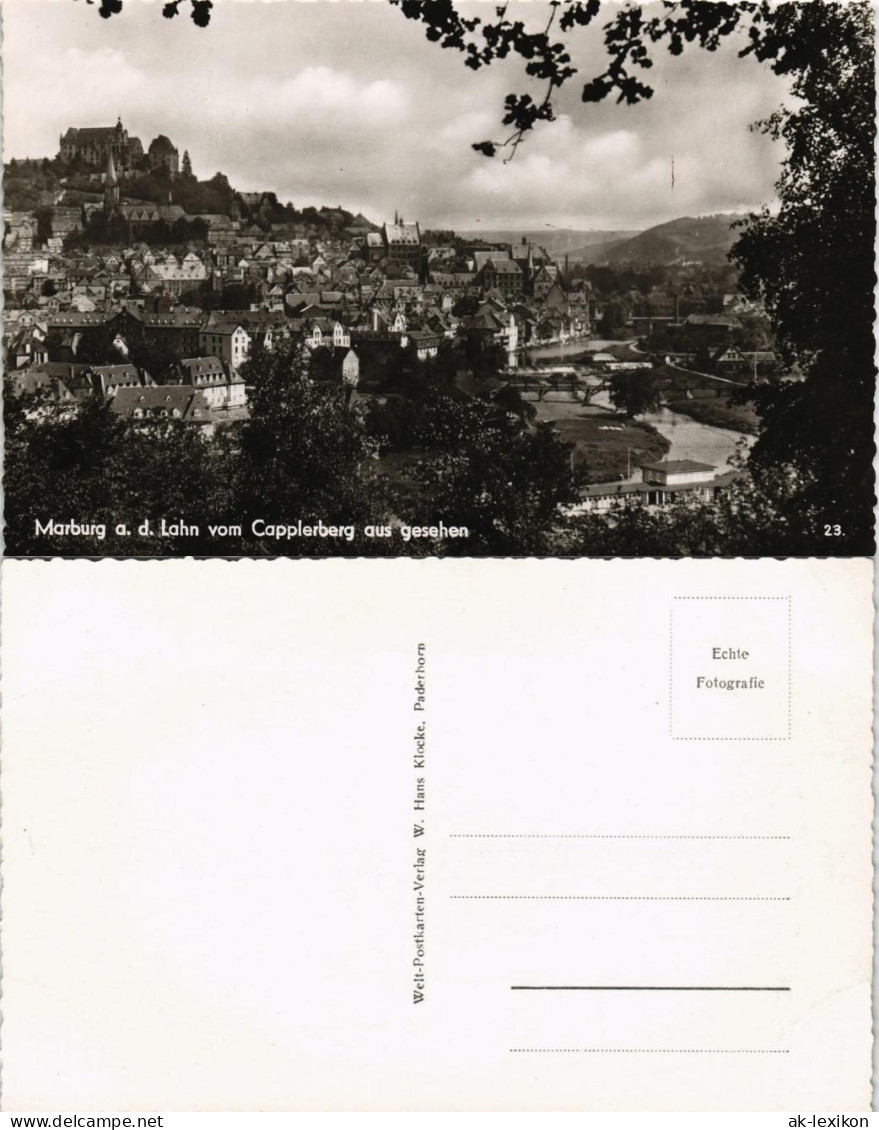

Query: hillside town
[4,119,789,551]
[4,120,591,401]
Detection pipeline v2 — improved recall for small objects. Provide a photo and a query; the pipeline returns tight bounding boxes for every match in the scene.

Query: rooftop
[640,460,716,474]
[148,135,177,153]
[483,259,522,275]
[202,321,248,336]
[384,222,420,245]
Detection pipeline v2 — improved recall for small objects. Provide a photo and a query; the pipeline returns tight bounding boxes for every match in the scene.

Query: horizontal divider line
[510,985,790,991]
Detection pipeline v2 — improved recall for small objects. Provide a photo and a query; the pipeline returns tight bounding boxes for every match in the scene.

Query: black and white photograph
[2,0,874,557]
[2,4,877,1116]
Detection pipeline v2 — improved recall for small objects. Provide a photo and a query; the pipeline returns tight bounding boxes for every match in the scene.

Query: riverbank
[518,335,593,360]
[533,401,670,482]
[521,337,628,363]
[525,339,757,476]
[664,394,760,435]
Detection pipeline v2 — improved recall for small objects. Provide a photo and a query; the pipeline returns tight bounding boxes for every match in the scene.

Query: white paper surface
[2,558,873,1111]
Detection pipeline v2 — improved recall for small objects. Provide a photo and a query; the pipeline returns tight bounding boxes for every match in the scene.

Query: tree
[218,282,259,310]
[416,398,579,555]
[3,160,63,213]
[608,371,660,419]
[561,446,837,558]
[732,312,773,353]
[453,294,480,317]
[462,335,506,380]
[492,384,537,425]
[181,149,193,178]
[418,340,460,392]
[725,2,875,553]
[599,297,631,339]
[74,324,127,365]
[3,378,228,556]
[127,338,179,381]
[379,341,420,391]
[232,337,384,551]
[307,346,341,386]
[4,384,124,555]
[33,205,54,244]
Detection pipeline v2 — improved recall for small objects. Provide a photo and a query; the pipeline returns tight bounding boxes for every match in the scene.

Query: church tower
[104,148,120,215]
[525,240,534,296]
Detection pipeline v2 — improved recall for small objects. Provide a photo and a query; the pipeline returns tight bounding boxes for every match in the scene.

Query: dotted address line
[510,1048,789,1055]
[451,895,789,901]
[449,834,790,840]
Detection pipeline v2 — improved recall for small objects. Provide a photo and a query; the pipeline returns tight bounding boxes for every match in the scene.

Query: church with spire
[103,149,121,216]
[381,210,422,266]
[102,145,186,231]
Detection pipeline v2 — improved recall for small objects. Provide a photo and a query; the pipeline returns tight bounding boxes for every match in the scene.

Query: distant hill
[584,214,747,267]
[457,228,638,257]
[566,237,630,264]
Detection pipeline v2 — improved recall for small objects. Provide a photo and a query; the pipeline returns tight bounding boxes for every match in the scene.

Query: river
[522,339,612,362]
[586,394,751,480]
[525,341,752,478]
[639,406,751,475]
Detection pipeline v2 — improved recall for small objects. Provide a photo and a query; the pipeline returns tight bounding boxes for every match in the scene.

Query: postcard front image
[1,0,875,1116]
[1,0,872,559]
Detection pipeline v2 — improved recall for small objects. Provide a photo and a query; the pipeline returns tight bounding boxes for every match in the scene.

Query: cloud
[3,47,148,157]
[2,0,786,228]
[438,109,497,143]
[441,97,781,228]
[215,67,408,127]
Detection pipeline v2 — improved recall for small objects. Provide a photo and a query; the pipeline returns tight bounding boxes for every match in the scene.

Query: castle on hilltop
[58,118,179,175]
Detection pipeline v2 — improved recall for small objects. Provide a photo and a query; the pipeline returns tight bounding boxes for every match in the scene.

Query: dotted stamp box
[670,597,791,741]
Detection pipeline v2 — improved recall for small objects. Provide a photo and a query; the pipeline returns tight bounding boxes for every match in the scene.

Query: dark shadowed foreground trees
[4,337,580,556]
[231,339,382,553]
[722,1,876,554]
[415,396,580,554]
[4,385,227,555]
[559,449,822,557]
[4,340,388,556]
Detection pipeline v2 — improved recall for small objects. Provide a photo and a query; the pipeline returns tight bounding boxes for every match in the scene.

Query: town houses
[6,121,769,523]
[4,120,599,426]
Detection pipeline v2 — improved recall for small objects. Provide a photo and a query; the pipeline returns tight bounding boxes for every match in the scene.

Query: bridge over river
[509,340,756,474]
[505,367,606,402]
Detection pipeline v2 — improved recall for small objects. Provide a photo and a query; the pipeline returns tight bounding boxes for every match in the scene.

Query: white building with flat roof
[640,460,717,486]
[570,461,738,515]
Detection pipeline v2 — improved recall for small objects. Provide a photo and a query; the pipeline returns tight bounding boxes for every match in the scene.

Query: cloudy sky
[3,0,790,231]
